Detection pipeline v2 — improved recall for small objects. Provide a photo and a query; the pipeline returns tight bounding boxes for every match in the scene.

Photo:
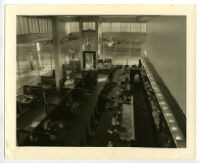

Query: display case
[82,50,96,70]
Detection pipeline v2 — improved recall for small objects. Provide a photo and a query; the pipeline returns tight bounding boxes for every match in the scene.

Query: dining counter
[60,74,110,146]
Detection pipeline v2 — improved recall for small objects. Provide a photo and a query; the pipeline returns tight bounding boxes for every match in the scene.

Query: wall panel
[146,16,186,114]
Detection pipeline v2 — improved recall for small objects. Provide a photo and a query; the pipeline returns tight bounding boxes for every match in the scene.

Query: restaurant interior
[16,15,186,147]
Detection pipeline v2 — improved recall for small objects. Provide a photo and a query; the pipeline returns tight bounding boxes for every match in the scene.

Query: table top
[42,84,53,90]
[120,96,135,141]
[17,95,36,104]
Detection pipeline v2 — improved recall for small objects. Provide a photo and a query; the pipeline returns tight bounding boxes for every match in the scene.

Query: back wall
[146,16,186,114]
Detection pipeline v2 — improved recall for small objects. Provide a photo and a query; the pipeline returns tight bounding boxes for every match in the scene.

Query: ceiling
[26,15,159,23]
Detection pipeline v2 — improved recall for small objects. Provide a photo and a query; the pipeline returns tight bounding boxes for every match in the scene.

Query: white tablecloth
[120,96,135,141]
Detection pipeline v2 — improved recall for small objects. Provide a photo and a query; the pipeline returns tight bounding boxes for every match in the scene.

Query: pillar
[51,17,62,91]
[94,20,98,55]
[97,19,102,58]
[36,42,42,68]
[79,20,84,70]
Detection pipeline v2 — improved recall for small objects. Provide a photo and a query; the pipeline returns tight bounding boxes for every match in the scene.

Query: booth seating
[40,76,56,95]
[39,69,55,87]
[17,65,122,147]
[98,59,104,64]
[83,113,99,146]
[92,67,132,147]
[80,104,102,146]
[107,66,116,81]
[130,65,140,86]
[60,63,82,95]
[84,126,95,146]
[74,77,82,87]
[59,77,80,96]
[40,76,56,86]
[94,105,101,121]
[90,113,99,132]
[82,70,98,87]
[58,78,66,95]
[17,94,38,115]
[22,85,43,102]
[104,58,112,64]
[62,61,81,78]
[17,103,74,146]
[97,68,110,74]
[17,83,55,116]
[23,85,41,96]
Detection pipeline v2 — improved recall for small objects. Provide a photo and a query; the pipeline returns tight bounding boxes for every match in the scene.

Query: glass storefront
[17,41,53,95]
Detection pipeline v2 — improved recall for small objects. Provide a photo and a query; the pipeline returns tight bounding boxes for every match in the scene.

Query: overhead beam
[59,16,147,23]
[19,15,158,22]
[100,17,146,22]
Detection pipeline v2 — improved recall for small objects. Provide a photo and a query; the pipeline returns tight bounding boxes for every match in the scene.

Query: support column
[51,17,62,91]
[94,20,99,58]
[79,20,84,70]
[97,19,102,58]
[36,42,42,68]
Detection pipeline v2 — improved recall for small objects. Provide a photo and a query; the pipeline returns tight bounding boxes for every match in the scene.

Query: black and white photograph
[3,4,196,160]
[16,15,187,148]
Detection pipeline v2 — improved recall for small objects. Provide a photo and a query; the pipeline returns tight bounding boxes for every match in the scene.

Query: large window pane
[17,41,54,95]
[83,22,95,31]
[64,22,80,34]
[111,23,121,32]
[17,43,40,95]
[141,23,146,33]
[101,23,111,32]
[131,23,141,32]
[70,22,79,32]
[121,23,131,32]
[38,42,54,73]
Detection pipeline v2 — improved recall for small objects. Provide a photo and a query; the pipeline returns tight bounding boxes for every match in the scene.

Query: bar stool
[85,126,95,146]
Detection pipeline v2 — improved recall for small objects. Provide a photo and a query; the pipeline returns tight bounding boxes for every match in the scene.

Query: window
[17,16,29,35]
[131,23,141,32]
[141,23,146,33]
[83,22,95,31]
[101,23,111,32]
[70,22,79,32]
[101,22,146,33]
[111,23,121,32]
[121,23,131,32]
[64,22,79,33]
[17,42,54,95]
[17,16,53,35]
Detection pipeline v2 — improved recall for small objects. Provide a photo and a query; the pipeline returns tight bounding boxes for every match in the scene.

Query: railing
[141,59,186,148]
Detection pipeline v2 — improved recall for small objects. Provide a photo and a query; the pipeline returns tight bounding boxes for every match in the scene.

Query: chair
[41,76,56,86]
[23,85,43,101]
[90,114,98,132]
[59,78,66,95]
[80,136,86,146]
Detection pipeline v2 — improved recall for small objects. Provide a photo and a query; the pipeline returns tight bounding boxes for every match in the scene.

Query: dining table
[17,95,37,114]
